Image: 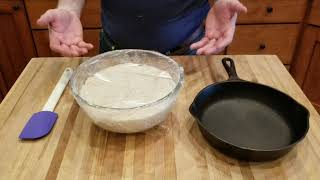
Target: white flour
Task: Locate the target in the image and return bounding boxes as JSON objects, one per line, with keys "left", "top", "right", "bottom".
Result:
{"left": 78, "top": 63, "right": 177, "bottom": 133}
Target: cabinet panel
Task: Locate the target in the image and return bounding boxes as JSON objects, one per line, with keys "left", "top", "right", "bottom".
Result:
{"left": 25, "top": 0, "right": 101, "bottom": 29}
{"left": 0, "top": 0, "right": 36, "bottom": 96}
{"left": 33, "top": 29, "right": 100, "bottom": 57}
{"left": 291, "top": 26, "right": 320, "bottom": 113}
{"left": 227, "top": 24, "right": 300, "bottom": 64}
{"left": 302, "top": 42, "right": 320, "bottom": 111}
{"left": 209, "top": 0, "right": 308, "bottom": 23}
{"left": 0, "top": 70, "right": 8, "bottom": 101}
{"left": 83, "top": 30, "right": 101, "bottom": 56}
{"left": 308, "top": 0, "right": 320, "bottom": 26}
{"left": 291, "top": 26, "right": 319, "bottom": 85}
{"left": 32, "top": 30, "right": 59, "bottom": 57}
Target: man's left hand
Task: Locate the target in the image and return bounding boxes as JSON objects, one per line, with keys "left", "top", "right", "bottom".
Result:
{"left": 190, "top": 0, "right": 247, "bottom": 55}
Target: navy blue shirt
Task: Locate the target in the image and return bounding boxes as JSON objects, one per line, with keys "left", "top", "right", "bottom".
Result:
{"left": 101, "top": 0, "right": 210, "bottom": 53}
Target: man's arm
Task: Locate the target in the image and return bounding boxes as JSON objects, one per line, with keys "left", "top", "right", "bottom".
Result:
{"left": 37, "top": 0, "right": 93, "bottom": 57}
{"left": 57, "top": 0, "right": 85, "bottom": 18}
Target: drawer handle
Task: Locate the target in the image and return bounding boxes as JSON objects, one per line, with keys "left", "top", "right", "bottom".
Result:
{"left": 259, "top": 44, "right": 266, "bottom": 50}
{"left": 12, "top": 4, "right": 20, "bottom": 11}
{"left": 266, "top": 6, "right": 273, "bottom": 13}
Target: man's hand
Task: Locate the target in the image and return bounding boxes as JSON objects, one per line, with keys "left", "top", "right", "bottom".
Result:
{"left": 37, "top": 9, "right": 93, "bottom": 57}
{"left": 190, "top": 0, "right": 247, "bottom": 55}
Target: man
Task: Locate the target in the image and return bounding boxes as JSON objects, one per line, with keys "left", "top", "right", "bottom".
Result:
{"left": 37, "top": 0, "right": 247, "bottom": 56}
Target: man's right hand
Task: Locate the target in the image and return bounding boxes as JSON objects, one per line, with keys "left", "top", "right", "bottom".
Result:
{"left": 37, "top": 9, "right": 93, "bottom": 57}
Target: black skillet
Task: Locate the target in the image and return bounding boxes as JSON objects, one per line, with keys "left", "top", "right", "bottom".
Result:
{"left": 189, "top": 57, "right": 309, "bottom": 161}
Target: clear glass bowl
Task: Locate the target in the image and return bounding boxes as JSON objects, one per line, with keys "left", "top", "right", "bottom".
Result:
{"left": 70, "top": 49, "right": 184, "bottom": 133}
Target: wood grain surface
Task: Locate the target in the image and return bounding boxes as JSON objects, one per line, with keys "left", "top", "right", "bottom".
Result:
{"left": 0, "top": 55, "right": 320, "bottom": 180}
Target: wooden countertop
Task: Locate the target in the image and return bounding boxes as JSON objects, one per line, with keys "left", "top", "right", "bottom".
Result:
{"left": 1, "top": 55, "right": 320, "bottom": 179}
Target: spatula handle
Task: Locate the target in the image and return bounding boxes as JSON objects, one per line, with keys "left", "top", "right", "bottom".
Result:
{"left": 42, "top": 68, "right": 73, "bottom": 112}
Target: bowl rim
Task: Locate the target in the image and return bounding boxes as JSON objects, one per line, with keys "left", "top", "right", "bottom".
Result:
{"left": 70, "top": 49, "right": 184, "bottom": 110}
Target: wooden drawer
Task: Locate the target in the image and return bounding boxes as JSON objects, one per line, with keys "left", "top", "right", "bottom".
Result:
{"left": 308, "top": 0, "right": 320, "bottom": 26}
{"left": 226, "top": 24, "right": 300, "bottom": 64}
{"left": 25, "top": 0, "right": 101, "bottom": 29}
{"left": 209, "top": 0, "right": 307, "bottom": 23}
{"left": 33, "top": 29, "right": 100, "bottom": 57}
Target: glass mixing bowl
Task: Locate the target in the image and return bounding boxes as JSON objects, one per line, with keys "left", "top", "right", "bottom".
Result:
{"left": 70, "top": 49, "right": 184, "bottom": 133}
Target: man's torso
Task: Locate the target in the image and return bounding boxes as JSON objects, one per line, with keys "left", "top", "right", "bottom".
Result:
{"left": 101, "top": 0, "right": 210, "bottom": 52}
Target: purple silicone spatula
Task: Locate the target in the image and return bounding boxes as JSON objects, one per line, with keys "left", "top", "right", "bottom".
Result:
{"left": 19, "top": 68, "right": 73, "bottom": 140}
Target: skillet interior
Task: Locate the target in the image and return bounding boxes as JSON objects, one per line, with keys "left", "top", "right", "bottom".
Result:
{"left": 193, "top": 81, "right": 309, "bottom": 150}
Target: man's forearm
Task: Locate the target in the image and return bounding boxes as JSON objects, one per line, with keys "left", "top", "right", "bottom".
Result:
{"left": 57, "top": 0, "right": 85, "bottom": 17}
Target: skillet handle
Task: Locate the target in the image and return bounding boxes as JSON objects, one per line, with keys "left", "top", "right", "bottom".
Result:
{"left": 222, "top": 58, "right": 240, "bottom": 80}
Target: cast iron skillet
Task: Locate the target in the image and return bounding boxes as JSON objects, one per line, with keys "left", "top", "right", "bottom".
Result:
{"left": 189, "top": 57, "right": 309, "bottom": 161}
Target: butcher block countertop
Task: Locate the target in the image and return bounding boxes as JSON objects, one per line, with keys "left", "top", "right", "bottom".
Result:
{"left": 1, "top": 55, "right": 320, "bottom": 180}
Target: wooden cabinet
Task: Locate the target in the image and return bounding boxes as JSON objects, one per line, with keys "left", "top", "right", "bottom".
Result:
{"left": 291, "top": 26, "right": 320, "bottom": 112}
{"left": 291, "top": 0, "right": 320, "bottom": 112}
{"left": 222, "top": 0, "right": 307, "bottom": 69}
{"left": 303, "top": 41, "right": 320, "bottom": 112}
{"left": 308, "top": 0, "right": 320, "bottom": 26}
{"left": 236, "top": 0, "right": 308, "bottom": 23}
{"left": 0, "top": 0, "right": 36, "bottom": 100}
{"left": 227, "top": 24, "right": 300, "bottom": 64}
{"left": 82, "top": 30, "right": 101, "bottom": 56}
{"left": 32, "top": 31, "right": 59, "bottom": 57}
{"left": 33, "top": 29, "right": 100, "bottom": 57}
{"left": 0, "top": 71, "right": 7, "bottom": 101}
{"left": 208, "top": 0, "right": 308, "bottom": 23}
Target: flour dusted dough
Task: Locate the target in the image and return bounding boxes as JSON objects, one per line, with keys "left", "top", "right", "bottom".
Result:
{"left": 80, "top": 63, "right": 176, "bottom": 108}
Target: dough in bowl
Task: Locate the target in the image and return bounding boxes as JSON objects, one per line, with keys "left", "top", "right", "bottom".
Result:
{"left": 78, "top": 62, "right": 177, "bottom": 133}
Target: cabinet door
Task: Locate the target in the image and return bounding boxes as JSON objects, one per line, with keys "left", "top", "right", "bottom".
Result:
{"left": 209, "top": 0, "right": 308, "bottom": 23}
{"left": 0, "top": 0, "right": 36, "bottom": 93}
{"left": 0, "top": 71, "right": 7, "bottom": 101}
{"left": 226, "top": 24, "right": 300, "bottom": 65}
{"left": 309, "top": 0, "right": 320, "bottom": 26}
{"left": 291, "top": 26, "right": 320, "bottom": 112}
{"left": 33, "top": 29, "right": 100, "bottom": 57}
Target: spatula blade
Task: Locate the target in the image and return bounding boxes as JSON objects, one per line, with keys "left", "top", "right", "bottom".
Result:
{"left": 19, "top": 111, "right": 58, "bottom": 140}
